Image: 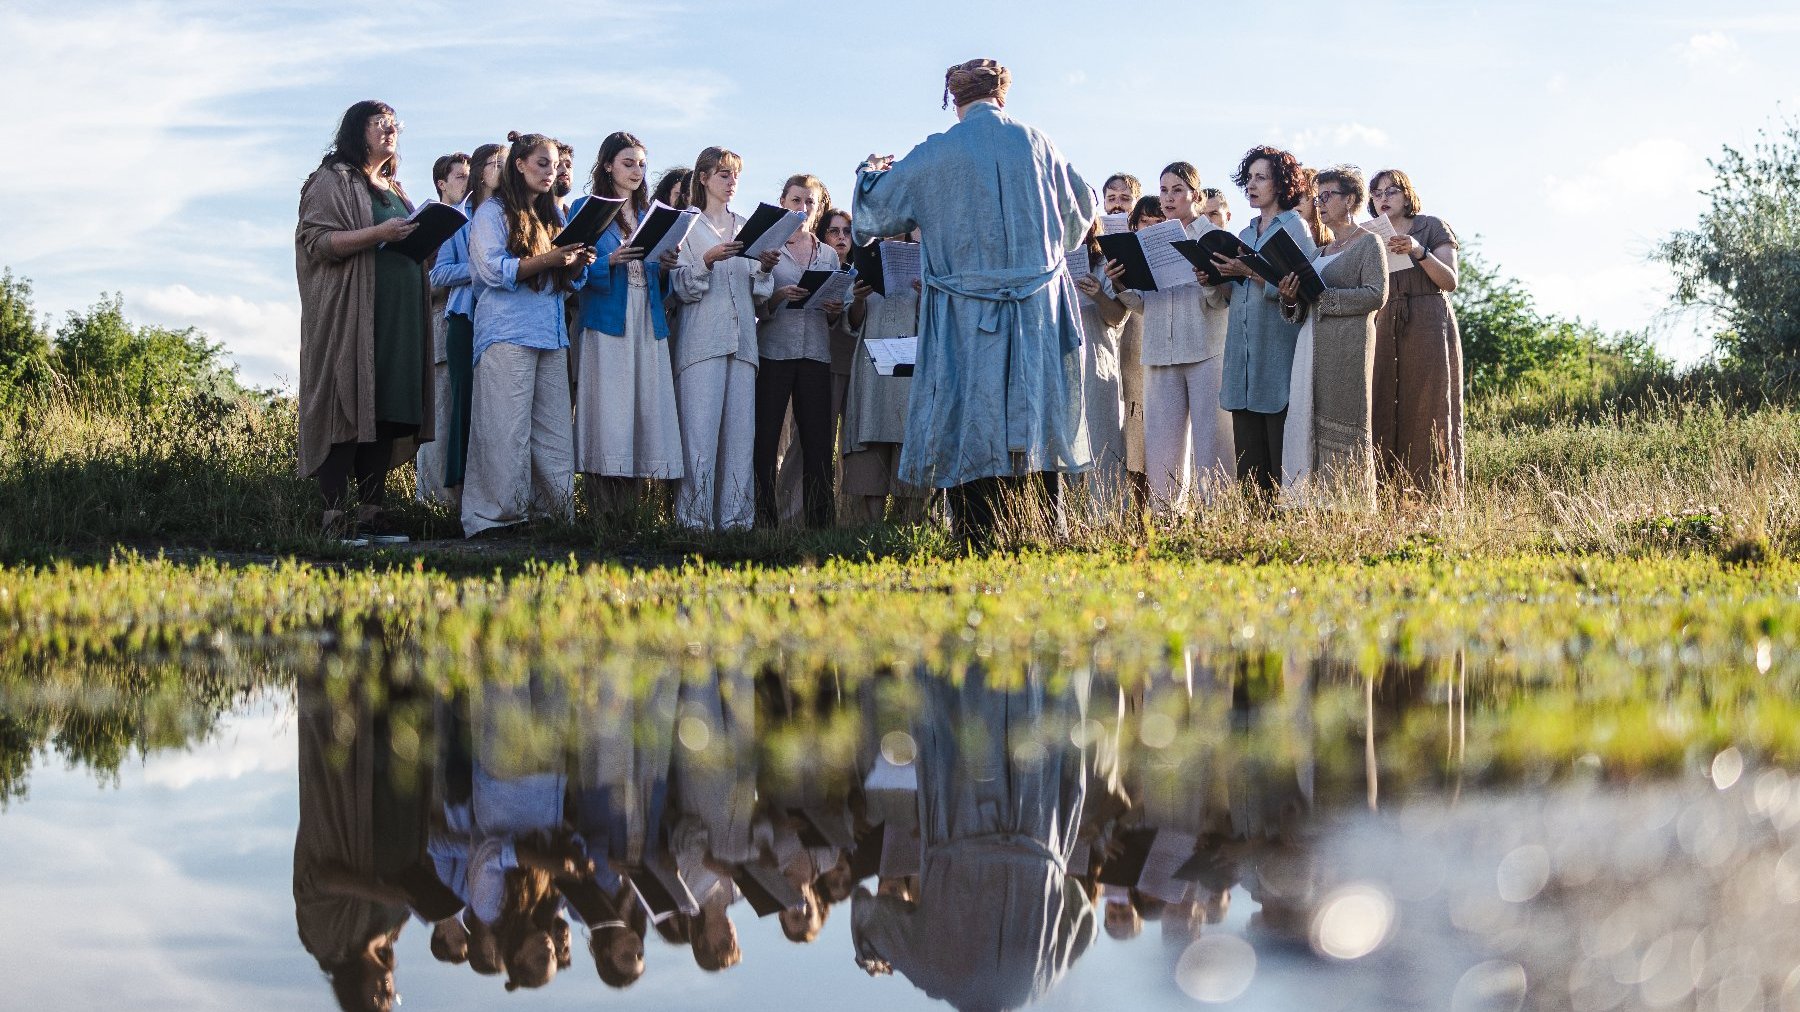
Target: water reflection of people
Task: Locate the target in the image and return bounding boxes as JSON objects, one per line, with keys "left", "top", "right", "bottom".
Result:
{"left": 851, "top": 668, "right": 1096, "bottom": 1011}
{"left": 294, "top": 675, "right": 462, "bottom": 1011}
{"left": 670, "top": 668, "right": 759, "bottom": 972}
{"left": 566, "top": 666, "right": 679, "bottom": 988}
{"left": 469, "top": 677, "right": 583, "bottom": 992}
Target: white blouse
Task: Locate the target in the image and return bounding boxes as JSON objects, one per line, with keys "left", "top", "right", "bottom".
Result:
{"left": 669, "top": 211, "right": 775, "bottom": 373}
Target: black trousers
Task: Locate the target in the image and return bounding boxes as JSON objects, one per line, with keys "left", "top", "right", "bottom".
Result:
{"left": 946, "top": 472, "right": 1062, "bottom": 550}
{"left": 754, "top": 357, "right": 836, "bottom": 528}
{"left": 1231, "top": 409, "right": 1287, "bottom": 494}
{"left": 316, "top": 421, "right": 416, "bottom": 510}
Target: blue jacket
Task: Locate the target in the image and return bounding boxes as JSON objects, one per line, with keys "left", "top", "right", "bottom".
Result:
{"left": 574, "top": 197, "right": 671, "bottom": 340}
{"left": 427, "top": 197, "right": 475, "bottom": 318}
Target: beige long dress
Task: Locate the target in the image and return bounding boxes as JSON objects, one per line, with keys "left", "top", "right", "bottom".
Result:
{"left": 1280, "top": 231, "right": 1387, "bottom": 509}
{"left": 574, "top": 259, "right": 684, "bottom": 479}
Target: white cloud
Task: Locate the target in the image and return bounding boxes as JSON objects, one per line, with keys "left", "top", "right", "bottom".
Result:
{"left": 130, "top": 285, "right": 301, "bottom": 390}
{"left": 1283, "top": 123, "right": 1391, "bottom": 156}
{"left": 1541, "top": 136, "right": 1711, "bottom": 216}
{"left": 1678, "top": 31, "right": 1740, "bottom": 68}
{"left": 140, "top": 702, "right": 296, "bottom": 790}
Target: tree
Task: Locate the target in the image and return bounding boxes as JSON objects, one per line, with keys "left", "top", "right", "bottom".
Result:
{"left": 1453, "top": 244, "right": 1611, "bottom": 396}
{"left": 1655, "top": 119, "right": 1800, "bottom": 387}
{"left": 0, "top": 268, "right": 54, "bottom": 400}
{"left": 53, "top": 293, "right": 237, "bottom": 403}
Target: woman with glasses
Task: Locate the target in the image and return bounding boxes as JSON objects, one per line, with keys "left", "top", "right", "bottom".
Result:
{"left": 296, "top": 101, "right": 436, "bottom": 545}
{"left": 1367, "top": 169, "right": 1463, "bottom": 499}
{"left": 1274, "top": 165, "right": 1388, "bottom": 509}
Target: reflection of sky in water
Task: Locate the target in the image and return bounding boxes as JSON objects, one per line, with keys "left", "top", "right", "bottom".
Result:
{"left": 0, "top": 696, "right": 1235, "bottom": 1010}
{"left": 6, "top": 689, "right": 1782, "bottom": 1010}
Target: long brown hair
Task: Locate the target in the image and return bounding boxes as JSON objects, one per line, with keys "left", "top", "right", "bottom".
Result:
{"left": 467, "top": 142, "right": 504, "bottom": 212}
{"left": 689, "top": 147, "right": 742, "bottom": 214}
{"left": 499, "top": 131, "right": 578, "bottom": 293}
{"left": 321, "top": 100, "right": 401, "bottom": 198}
{"left": 588, "top": 131, "right": 651, "bottom": 228}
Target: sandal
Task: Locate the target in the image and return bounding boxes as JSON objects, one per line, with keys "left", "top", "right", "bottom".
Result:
{"left": 356, "top": 505, "right": 411, "bottom": 545}
{"left": 321, "top": 509, "right": 369, "bottom": 548}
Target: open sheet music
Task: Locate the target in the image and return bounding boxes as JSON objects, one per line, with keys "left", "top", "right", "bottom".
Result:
{"left": 1099, "top": 212, "right": 1131, "bottom": 235}
{"left": 627, "top": 200, "right": 699, "bottom": 262}
{"left": 552, "top": 194, "right": 626, "bottom": 248}
{"left": 1066, "top": 247, "right": 1092, "bottom": 284}
{"left": 1357, "top": 215, "right": 1413, "bottom": 272}
{"left": 786, "top": 269, "right": 853, "bottom": 311}
{"left": 381, "top": 200, "right": 469, "bottom": 262}
{"left": 866, "top": 336, "right": 917, "bottom": 377}
{"left": 878, "top": 240, "right": 922, "bottom": 298}
{"left": 734, "top": 202, "right": 805, "bottom": 259}
{"left": 1258, "top": 228, "right": 1326, "bottom": 302}
{"left": 1096, "top": 217, "right": 1199, "bottom": 292}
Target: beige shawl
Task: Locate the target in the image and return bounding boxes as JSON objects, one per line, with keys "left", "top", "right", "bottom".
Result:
{"left": 294, "top": 163, "right": 435, "bottom": 478}
{"left": 1283, "top": 231, "right": 1387, "bottom": 507}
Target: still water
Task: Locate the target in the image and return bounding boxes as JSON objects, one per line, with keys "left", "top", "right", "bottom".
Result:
{"left": 3, "top": 658, "right": 1795, "bottom": 1010}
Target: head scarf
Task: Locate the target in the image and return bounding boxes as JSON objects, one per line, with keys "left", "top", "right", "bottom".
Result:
{"left": 942, "top": 59, "right": 1011, "bottom": 110}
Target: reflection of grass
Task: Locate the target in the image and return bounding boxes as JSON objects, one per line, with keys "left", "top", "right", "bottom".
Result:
{"left": 3, "top": 551, "right": 1799, "bottom": 792}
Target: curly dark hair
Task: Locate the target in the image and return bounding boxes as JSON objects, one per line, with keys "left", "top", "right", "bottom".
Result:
{"left": 1231, "top": 145, "right": 1306, "bottom": 212}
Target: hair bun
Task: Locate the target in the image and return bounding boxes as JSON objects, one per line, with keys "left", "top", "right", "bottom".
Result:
{"left": 506, "top": 130, "right": 521, "bottom": 143}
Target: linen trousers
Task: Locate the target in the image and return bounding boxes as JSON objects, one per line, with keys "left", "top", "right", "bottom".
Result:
{"left": 1143, "top": 358, "right": 1235, "bottom": 510}
{"left": 675, "top": 354, "right": 757, "bottom": 531}
{"left": 460, "top": 343, "right": 575, "bottom": 537}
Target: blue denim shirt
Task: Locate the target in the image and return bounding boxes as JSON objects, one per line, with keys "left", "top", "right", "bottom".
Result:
{"left": 573, "top": 197, "right": 670, "bottom": 340}
{"left": 1219, "top": 209, "right": 1317, "bottom": 414}
{"left": 468, "top": 199, "right": 583, "bottom": 365}
{"left": 427, "top": 197, "right": 474, "bottom": 319}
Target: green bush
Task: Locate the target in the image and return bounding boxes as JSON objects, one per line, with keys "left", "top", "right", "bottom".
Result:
{"left": 53, "top": 293, "right": 240, "bottom": 404}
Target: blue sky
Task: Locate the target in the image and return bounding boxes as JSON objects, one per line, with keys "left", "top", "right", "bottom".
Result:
{"left": 4, "top": 0, "right": 1798, "bottom": 386}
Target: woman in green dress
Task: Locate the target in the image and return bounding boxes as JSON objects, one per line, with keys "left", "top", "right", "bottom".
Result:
{"left": 296, "top": 100, "right": 436, "bottom": 544}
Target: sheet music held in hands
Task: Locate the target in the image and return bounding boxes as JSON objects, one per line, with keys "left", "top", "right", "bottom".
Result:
{"left": 380, "top": 200, "right": 469, "bottom": 262}
{"left": 866, "top": 336, "right": 917, "bottom": 377}
{"left": 1066, "top": 249, "right": 1092, "bottom": 284}
{"left": 1357, "top": 214, "right": 1413, "bottom": 273}
{"left": 627, "top": 200, "right": 700, "bottom": 262}
{"left": 1099, "top": 212, "right": 1131, "bottom": 235}
{"left": 733, "top": 202, "right": 805, "bottom": 259}
{"left": 786, "top": 269, "right": 854, "bottom": 311}
{"left": 878, "top": 240, "right": 922, "bottom": 298}
{"left": 552, "top": 194, "right": 627, "bottom": 248}
{"left": 1097, "top": 218, "right": 1201, "bottom": 292}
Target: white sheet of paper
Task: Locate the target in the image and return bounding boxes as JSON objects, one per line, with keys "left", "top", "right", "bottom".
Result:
{"left": 866, "top": 336, "right": 918, "bottom": 377}
{"left": 1137, "top": 830, "right": 1201, "bottom": 904}
{"left": 628, "top": 201, "right": 700, "bottom": 263}
{"left": 879, "top": 240, "right": 923, "bottom": 297}
{"left": 801, "top": 270, "right": 853, "bottom": 310}
{"left": 1138, "top": 217, "right": 1199, "bottom": 290}
{"left": 741, "top": 208, "right": 805, "bottom": 258}
{"left": 1100, "top": 213, "right": 1132, "bottom": 235}
{"left": 1067, "top": 249, "right": 1092, "bottom": 284}
{"left": 1358, "top": 215, "right": 1412, "bottom": 273}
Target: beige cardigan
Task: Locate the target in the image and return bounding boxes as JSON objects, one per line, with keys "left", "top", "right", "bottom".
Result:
{"left": 1282, "top": 230, "right": 1388, "bottom": 507}
{"left": 294, "top": 163, "right": 436, "bottom": 478}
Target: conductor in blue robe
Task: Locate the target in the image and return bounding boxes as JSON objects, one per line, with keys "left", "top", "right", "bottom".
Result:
{"left": 852, "top": 59, "right": 1098, "bottom": 546}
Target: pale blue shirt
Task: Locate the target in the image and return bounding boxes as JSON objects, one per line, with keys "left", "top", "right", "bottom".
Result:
{"left": 468, "top": 198, "right": 583, "bottom": 365}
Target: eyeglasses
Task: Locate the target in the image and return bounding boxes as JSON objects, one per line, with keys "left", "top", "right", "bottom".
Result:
{"left": 1313, "top": 190, "right": 1347, "bottom": 203}
{"left": 371, "top": 119, "right": 403, "bottom": 135}
{"left": 1371, "top": 187, "right": 1405, "bottom": 200}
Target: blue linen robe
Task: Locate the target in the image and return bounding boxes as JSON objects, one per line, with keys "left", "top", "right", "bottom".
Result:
{"left": 850, "top": 667, "right": 1096, "bottom": 1011}
{"left": 852, "top": 101, "right": 1099, "bottom": 488}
